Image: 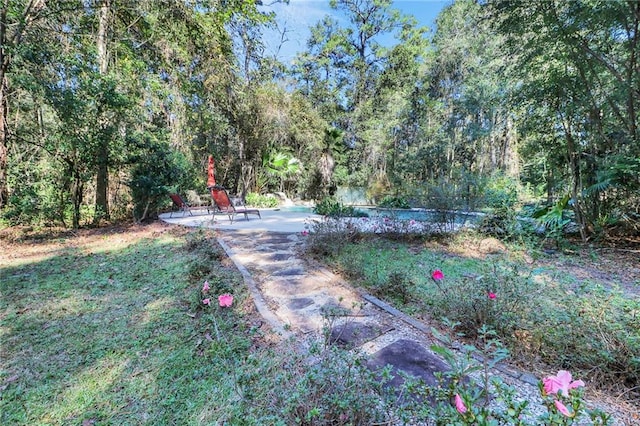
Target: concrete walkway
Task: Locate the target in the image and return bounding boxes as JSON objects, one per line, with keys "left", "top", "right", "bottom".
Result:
{"left": 158, "top": 209, "right": 560, "bottom": 416}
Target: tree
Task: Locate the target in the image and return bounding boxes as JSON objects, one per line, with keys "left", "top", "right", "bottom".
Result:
{"left": 0, "top": 0, "right": 48, "bottom": 208}
{"left": 488, "top": 0, "right": 640, "bottom": 238}
{"left": 294, "top": 0, "right": 427, "bottom": 191}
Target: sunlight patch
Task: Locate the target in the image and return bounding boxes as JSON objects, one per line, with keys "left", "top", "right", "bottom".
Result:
{"left": 42, "top": 355, "right": 129, "bottom": 423}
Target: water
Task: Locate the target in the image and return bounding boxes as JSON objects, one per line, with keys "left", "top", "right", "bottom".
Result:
{"left": 277, "top": 205, "right": 483, "bottom": 226}
{"left": 276, "top": 205, "right": 315, "bottom": 213}
{"left": 355, "top": 207, "right": 483, "bottom": 226}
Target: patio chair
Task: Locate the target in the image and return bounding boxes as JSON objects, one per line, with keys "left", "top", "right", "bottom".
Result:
{"left": 169, "top": 194, "right": 211, "bottom": 217}
{"left": 209, "top": 186, "right": 261, "bottom": 224}
{"left": 169, "top": 193, "right": 193, "bottom": 217}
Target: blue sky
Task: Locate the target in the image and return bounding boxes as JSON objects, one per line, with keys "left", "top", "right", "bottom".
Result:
{"left": 259, "top": 0, "right": 452, "bottom": 63}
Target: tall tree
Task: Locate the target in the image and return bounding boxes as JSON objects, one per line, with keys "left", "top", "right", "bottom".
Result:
{"left": 429, "top": 0, "right": 517, "bottom": 179}
{"left": 295, "top": 0, "right": 426, "bottom": 190}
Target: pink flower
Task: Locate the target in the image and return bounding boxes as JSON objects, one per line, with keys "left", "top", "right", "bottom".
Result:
{"left": 202, "top": 280, "right": 210, "bottom": 293}
{"left": 554, "top": 399, "right": 573, "bottom": 417}
{"left": 218, "top": 293, "right": 234, "bottom": 308}
{"left": 202, "top": 298, "right": 210, "bottom": 305}
{"left": 454, "top": 394, "right": 467, "bottom": 414}
{"left": 543, "top": 370, "right": 585, "bottom": 397}
{"left": 488, "top": 292, "right": 497, "bottom": 300}
{"left": 301, "top": 230, "right": 309, "bottom": 236}
{"left": 409, "top": 219, "right": 416, "bottom": 225}
{"left": 431, "top": 269, "right": 444, "bottom": 281}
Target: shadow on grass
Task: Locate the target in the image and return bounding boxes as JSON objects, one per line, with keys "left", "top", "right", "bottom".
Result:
{"left": 0, "top": 228, "right": 251, "bottom": 425}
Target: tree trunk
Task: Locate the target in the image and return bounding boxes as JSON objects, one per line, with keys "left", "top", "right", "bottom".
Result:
{"left": 562, "top": 118, "right": 588, "bottom": 242}
{"left": 0, "top": 73, "right": 8, "bottom": 208}
{"left": 93, "top": 0, "right": 110, "bottom": 224}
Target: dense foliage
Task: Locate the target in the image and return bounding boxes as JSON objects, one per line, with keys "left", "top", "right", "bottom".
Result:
{"left": 1, "top": 0, "right": 638, "bottom": 236}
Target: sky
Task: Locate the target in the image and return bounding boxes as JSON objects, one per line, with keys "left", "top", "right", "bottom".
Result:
{"left": 258, "top": 0, "right": 452, "bottom": 64}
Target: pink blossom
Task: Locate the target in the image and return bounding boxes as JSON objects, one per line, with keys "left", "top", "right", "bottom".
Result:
{"left": 431, "top": 269, "right": 444, "bottom": 281}
{"left": 409, "top": 219, "right": 416, "bottom": 225}
{"left": 301, "top": 230, "right": 309, "bottom": 236}
{"left": 218, "top": 293, "right": 234, "bottom": 308}
{"left": 488, "top": 292, "right": 497, "bottom": 300}
{"left": 554, "top": 399, "right": 573, "bottom": 417}
{"left": 202, "top": 280, "right": 210, "bottom": 292}
{"left": 454, "top": 394, "right": 467, "bottom": 414}
{"left": 543, "top": 370, "right": 585, "bottom": 397}
{"left": 202, "top": 298, "right": 210, "bottom": 305}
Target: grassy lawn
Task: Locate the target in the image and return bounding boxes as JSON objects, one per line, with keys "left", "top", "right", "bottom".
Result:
{"left": 0, "top": 224, "right": 263, "bottom": 425}
{"left": 1, "top": 223, "right": 392, "bottom": 425}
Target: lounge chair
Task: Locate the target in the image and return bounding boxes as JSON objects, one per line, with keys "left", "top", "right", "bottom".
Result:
{"left": 209, "top": 186, "right": 261, "bottom": 223}
{"left": 169, "top": 193, "right": 193, "bottom": 217}
{"left": 169, "top": 194, "right": 211, "bottom": 217}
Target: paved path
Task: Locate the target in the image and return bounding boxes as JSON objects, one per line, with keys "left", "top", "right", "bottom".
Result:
{"left": 160, "top": 211, "right": 623, "bottom": 424}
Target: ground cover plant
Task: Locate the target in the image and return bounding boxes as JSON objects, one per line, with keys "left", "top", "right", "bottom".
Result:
{"left": 305, "top": 221, "right": 640, "bottom": 419}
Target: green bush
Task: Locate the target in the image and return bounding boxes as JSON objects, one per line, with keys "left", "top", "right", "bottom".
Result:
{"left": 305, "top": 217, "right": 364, "bottom": 258}
{"left": 245, "top": 192, "right": 279, "bottom": 208}
{"left": 243, "top": 341, "right": 391, "bottom": 425}
{"left": 378, "top": 195, "right": 411, "bottom": 209}
{"left": 479, "top": 174, "right": 521, "bottom": 237}
{"left": 313, "top": 197, "right": 367, "bottom": 217}
{"left": 531, "top": 284, "right": 640, "bottom": 387}
{"left": 128, "top": 137, "right": 192, "bottom": 222}
{"left": 426, "top": 261, "right": 540, "bottom": 338}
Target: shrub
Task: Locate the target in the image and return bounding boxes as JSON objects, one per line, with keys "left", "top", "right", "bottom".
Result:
{"left": 227, "top": 338, "right": 392, "bottom": 425}
{"left": 314, "top": 197, "right": 367, "bottom": 217}
{"left": 396, "top": 327, "right": 611, "bottom": 425}
{"left": 128, "top": 138, "right": 192, "bottom": 222}
{"left": 479, "top": 174, "right": 522, "bottom": 238}
{"left": 378, "top": 195, "right": 411, "bottom": 209}
{"left": 426, "top": 261, "right": 540, "bottom": 339}
{"left": 530, "top": 284, "right": 640, "bottom": 388}
{"left": 305, "top": 217, "right": 364, "bottom": 258}
{"left": 245, "top": 192, "right": 279, "bottom": 208}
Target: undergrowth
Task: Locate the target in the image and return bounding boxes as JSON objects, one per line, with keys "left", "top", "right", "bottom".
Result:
{"left": 304, "top": 225, "right": 640, "bottom": 401}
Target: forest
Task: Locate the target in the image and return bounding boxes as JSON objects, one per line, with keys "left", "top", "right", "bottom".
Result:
{"left": 1, "top": 0, "right": 639, "bottom": 239}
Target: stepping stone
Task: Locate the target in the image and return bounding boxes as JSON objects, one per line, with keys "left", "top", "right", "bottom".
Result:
{"left": 288, "top": 297, "right": 314, "bottom": 310}
{"left": 270, "top": 253, "right": 292, "bottom": 261}
{"left": 367, "top": 339, "right": 481, "bottom": 406}
{"left": 262, "top": 235, "right": 294, "bottom": 245}
{"left": 367, "top": 339, "right": 449, "bottom": 402}
{"left": 329, "top": 321, "right": 394, "bottom": 349}
{"left": 272, "top": 266, "right": 306, "bottom": 276}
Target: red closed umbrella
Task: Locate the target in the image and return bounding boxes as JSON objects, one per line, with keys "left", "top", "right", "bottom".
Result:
{"left": 207, "top": 155, "right": 216, "bottom": 187}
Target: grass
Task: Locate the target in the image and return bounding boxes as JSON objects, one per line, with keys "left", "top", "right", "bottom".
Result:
{"left": 0, "top": 223, "right": 391, "bottom": 425}
{"left": 2, "top": 221, "right": 638, "bottom": 424}
{"left": 307, "top": 228, "right": 640, "bottom": 401}
{"left": 0, "top": 225, "right": 255, "bottom": 425}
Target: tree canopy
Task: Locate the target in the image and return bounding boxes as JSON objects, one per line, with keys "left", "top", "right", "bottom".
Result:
{"left": 1, "top": 0, "right": 638, "bottom": 239}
